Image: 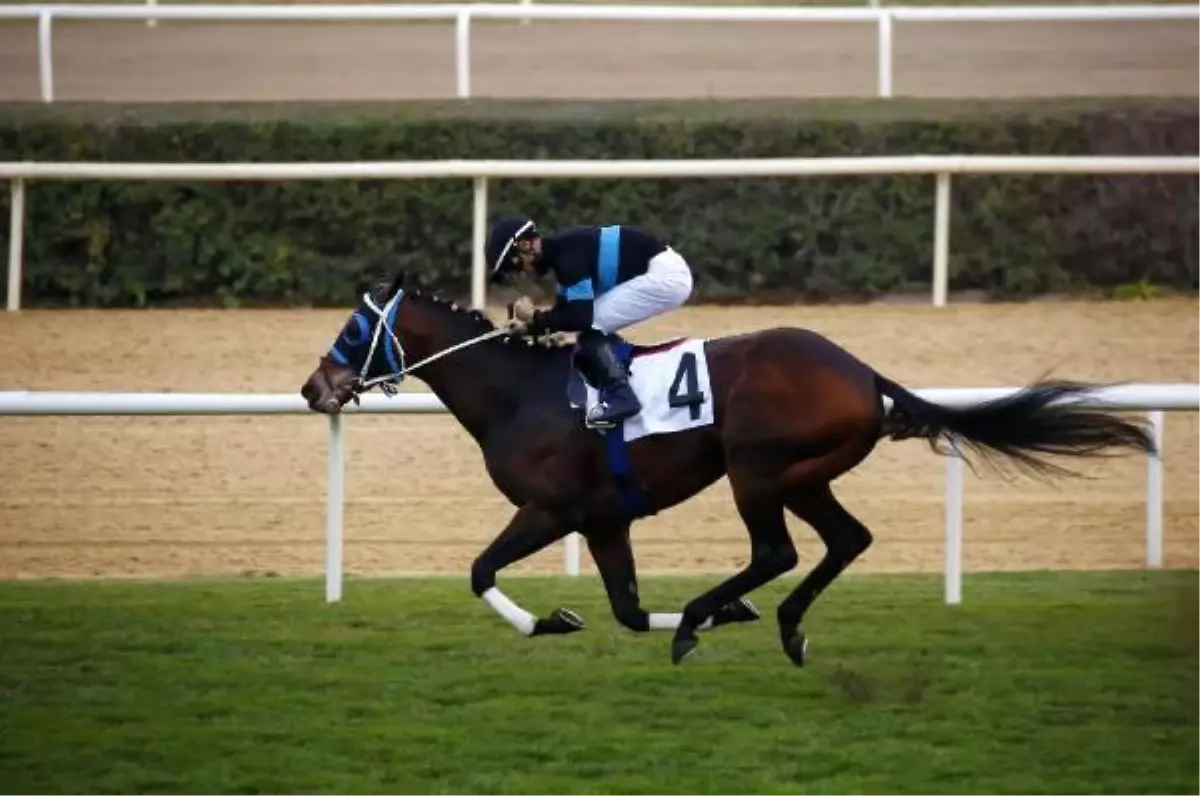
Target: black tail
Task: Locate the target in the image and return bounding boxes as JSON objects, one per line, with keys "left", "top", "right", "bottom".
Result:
{"left": 875, "top": 375, "right": 1156, "bottom": 478}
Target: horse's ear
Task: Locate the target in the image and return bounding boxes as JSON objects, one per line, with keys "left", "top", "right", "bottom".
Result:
{"left": 387, "top": 270, "right": 407, "bottom": 299}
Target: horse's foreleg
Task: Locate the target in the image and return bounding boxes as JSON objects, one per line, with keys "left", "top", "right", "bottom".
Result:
{"left": 471, "top": 503, "right": 585, "bottom": 638}
{"left": 587, "top": 525, "right": 761, "bottom": 633}
{"left": 776, "top": 485, "right": 874, "bottom": 667}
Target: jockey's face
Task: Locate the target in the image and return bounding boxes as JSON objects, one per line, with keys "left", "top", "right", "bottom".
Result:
{"left": 513, "top": 236, "right": 541, "bottom": 273}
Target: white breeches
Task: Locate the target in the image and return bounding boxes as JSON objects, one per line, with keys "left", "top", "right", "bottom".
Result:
{"left": 590, "top": 247, "right": 694, "bottom": 334}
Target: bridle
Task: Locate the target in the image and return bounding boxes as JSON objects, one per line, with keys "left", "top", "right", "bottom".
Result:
{"left": 333, "top": 288, "right": 506, "bottom": 399}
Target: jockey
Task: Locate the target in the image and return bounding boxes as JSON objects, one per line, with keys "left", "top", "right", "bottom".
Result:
{"left": 486, "top": 213, "right": 695, "bottom": 428}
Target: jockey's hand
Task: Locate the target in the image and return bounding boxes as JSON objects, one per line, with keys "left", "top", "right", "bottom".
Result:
{"left": 511, "top": 296, "right": 537, "bottom": 323}
{"left": 503, "top": 317, "right": 530, "bottom": 336}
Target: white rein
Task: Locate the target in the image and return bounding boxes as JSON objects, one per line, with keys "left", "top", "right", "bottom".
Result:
{"left": 353, "top": 289, "right": 509, "bottom": 395}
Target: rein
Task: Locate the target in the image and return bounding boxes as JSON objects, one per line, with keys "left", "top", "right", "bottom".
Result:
{"left": 350, "top": 289, "right": 509, "bottom": 397}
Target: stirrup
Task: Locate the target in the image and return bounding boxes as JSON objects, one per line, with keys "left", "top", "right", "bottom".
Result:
{"left": 586, "top": 393, "right": 640, "bottom": 429}
{"left": 583, "top": 400, "right": 613, "bottom": 426}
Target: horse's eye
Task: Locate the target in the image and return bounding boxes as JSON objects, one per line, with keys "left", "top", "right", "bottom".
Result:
{"left": 341, "top": 312, "right": 370, "bottom": 347}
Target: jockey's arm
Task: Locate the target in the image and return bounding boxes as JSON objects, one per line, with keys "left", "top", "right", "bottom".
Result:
{"left": 528, "top": 258, "right": 595, "bottom": 335}
{"left": 528, "top": 288, "right": 593, "bottom": 335}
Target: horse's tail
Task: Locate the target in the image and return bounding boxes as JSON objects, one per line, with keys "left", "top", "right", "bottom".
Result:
{"left": 874, "top": 374, "right": 1155, "bottom": 478}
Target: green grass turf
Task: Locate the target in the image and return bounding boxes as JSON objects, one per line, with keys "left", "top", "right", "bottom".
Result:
{"left": 0, "top": 570, "right": 1195, "bottom": 794}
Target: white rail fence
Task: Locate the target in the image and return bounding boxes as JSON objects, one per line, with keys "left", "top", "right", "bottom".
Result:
{"left": 0, "top": 383, "right": 1195, "bottom": 604}
{"left": 4, "top": 155, "right": 1199, "bottom": 314}
{"left": 0, "top": 3, "right": 1196, "bottom": 103}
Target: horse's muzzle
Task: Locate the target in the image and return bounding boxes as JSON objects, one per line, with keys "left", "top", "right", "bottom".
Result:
{"left": 301, "top": 371, "right": 345, "bottom": 415}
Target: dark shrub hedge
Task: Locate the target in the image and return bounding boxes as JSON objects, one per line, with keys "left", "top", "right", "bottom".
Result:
{"left": 0, "top": 98, "right": 1195, "bottom": 307}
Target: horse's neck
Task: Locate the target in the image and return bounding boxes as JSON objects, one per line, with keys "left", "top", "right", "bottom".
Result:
{"left": 412, "top": 335, "right": 550, "bottom": 443}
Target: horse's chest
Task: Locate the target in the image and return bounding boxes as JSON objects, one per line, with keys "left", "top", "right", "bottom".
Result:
{"left": 481, "top": 410, "right": 586, "bottom": 500}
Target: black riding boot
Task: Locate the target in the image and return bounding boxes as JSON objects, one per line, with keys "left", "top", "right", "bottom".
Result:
{"left": 577, "top": 329, "right": 641, "bottom": 428}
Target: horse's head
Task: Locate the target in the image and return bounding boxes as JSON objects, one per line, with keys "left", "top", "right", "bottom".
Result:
{"left": 300, "top": 271, "right": 414, "bottom": 415}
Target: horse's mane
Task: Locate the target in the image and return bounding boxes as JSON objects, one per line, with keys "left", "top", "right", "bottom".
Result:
{"left": 397, "top": 283, "right": 573, "bottom": 355}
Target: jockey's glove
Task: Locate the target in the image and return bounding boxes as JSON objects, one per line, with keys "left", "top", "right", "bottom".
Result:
{"left": 503, "top": 317, "right": 530, "bottom": 335}
{"left": 511, "top": 296, "right": 537, "bottom": 323}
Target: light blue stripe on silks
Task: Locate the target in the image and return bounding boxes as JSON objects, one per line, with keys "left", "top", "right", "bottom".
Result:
{"left": 596, "top": 225, "right": 621, "bottom": 295}
{"left": 564, "top": 278, "right": 595, "bottom": 302}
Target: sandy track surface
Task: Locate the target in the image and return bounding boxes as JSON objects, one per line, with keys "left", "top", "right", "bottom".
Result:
{"left": 0, "top": 298, "right": 1195, "bottom": 580}
{"left": 0, "top": 18, "right": 1195, "bottom": 101}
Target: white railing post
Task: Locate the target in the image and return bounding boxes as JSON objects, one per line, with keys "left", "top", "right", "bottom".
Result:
{"left": 455, "top": 10, "right": 471, "bottom": 99}
{"left": 471, "top": 176, "right": 488, "bottom": 309}
{"left": 564, "top": 533, "right": 580, "bottom": 576}
{"left": 326, "top": 413, "right": 344, "bottom": 603}
{"left": 1146, "top": 410, "right": 1164, "bottom": 568}
{"left": 944, "top": 449, "right": 964, "bottom": 605}
{"left": 932, "top": 171, "right": 951, "bottom": 307}
{"left": 876, "top": 11, "right": 893, "bottom": 98}
{"left": 37, "top": 10, "right": 53, "bottom": 103}
{"left": 520, "top": 0, "right": 533, "bottom": 25}
{"left": 146, "top": 0, "right": 157, "bottom": 28}
{"left": 6, "top": 178, "right": 25, "bottom": 313}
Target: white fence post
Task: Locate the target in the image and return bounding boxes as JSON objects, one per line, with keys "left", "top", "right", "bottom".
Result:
{"left": 455, "top": 10, "right": 471, "bottom": 99}
{"left": 37, "top": 10, "right": 53, "bottom": 103}
{"left": 1146, "top": 410, "right": 1165, "bottom": 568}
{"left": 6, "top": 178, "right": 24, "bottom": 313}
{"left": 471, "top": 176, "right": 488, "bottom": 309}
{"left": 944, "top": 449, "right": 964, "bottom": 605}
{"left": 877, "top": 10, "right": 893, "bottom": 98}
{"left": 146, "top": 0, "right": 157, "bottom": 28}
{"left": 932, "top": 171, "right": 951, "bottom": 307}
{"left": 326, "top": 413, "right": 345, "bottom": 603}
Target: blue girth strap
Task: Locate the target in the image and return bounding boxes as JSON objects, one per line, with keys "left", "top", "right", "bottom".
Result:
{"left": 604, "top": 426, "right": 651, "bottom": 519}
{"left": 600, "top": 338, "right": 652, "bottom": 520}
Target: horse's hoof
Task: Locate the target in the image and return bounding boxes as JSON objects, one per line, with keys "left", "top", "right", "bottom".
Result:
{"left": 783, "top": 630, "right": 809, "bottom": 668}
{"left": 671, "top": 637, "right": 699, "bottom": 665}
{"left": 531, "top": 608, "right": 586, "bottom": 636}
{"left": 714, "top": 596, "right": 761, "bottom": 627}
{"left": 552, "top": 607, "right": 586, "bottom": 631}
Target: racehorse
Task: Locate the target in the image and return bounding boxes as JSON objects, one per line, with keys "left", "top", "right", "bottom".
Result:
{"left": 299, "top": 271, "right": 1155, "bottom": 667}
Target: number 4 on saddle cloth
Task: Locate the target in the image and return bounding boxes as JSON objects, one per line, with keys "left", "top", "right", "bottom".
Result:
{"left": 566, "top": 335, "right": 716, "bottom": 519}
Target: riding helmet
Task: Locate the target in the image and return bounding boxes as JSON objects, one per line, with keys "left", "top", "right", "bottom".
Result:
{"left": 487, "top": 213, "right": 538, "bottom": 283}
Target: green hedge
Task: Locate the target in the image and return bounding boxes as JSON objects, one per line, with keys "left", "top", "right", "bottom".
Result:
{"left": 0, "top": 98, "right": 1196, "bottom": 308}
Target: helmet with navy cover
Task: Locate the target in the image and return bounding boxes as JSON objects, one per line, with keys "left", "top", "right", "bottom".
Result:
{"left": 486, "top": 213, "right": 539, "bottom": 284}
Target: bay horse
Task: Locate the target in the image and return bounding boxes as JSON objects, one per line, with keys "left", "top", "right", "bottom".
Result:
{"left": 299, "top": 272, "right": 1154, "bottom": 667}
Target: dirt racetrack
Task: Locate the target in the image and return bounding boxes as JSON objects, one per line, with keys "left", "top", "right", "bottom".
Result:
{"left": 0, "top": 17, "right": 1196, "bottom": 101}
{"left": 0, "top": 298, "right": 1195, "bottom": 580}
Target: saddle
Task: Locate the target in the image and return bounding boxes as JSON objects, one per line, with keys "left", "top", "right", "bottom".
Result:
{"left": 566, "top": 334, "right": 687, "bottom": 414}
{"left": 564, "top": 333, "right": 691, "bottom": 521}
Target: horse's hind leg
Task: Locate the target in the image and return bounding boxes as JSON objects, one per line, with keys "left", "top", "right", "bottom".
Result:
{"left": 669, "top": 463, "right": 799, "bottom": 664}
{"left": 776, "top": 485, "right": 874, "bottom": 667}
{"left": 587, "top": 524, "right": 760, "bottom": 634}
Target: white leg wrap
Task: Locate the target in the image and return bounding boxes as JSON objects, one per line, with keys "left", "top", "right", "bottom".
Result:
{"left": 482, "top": 587, "right": 537, "bottom": 636}
{"left": 648, "top": 613, "right": 714, "bottom": 631}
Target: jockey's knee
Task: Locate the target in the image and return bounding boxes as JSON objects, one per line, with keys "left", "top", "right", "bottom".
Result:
{"left": 674, "top": 263, "right": 693, "bottom": 303}
{"left": 611, "top": 601, "right": 650, "bottom": 632}
{"left": 658, "top": 248, "right": 694, "bottom": 306}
